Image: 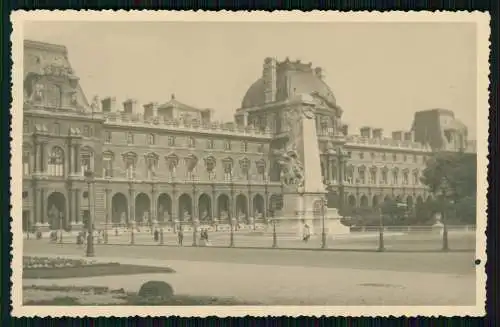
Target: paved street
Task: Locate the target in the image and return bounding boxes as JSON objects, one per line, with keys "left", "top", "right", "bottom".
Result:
{"left": 23, "top": 241, "right": 477, "bottom": 305}
{"left": 40, "top": 228, "right": 476, "bottom": 252}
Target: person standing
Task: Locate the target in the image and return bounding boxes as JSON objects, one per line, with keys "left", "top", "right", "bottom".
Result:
{"left": 177, "top": 227, "right": 184, "bottom": 246}
{"left": 303, "top": 223, "right": 311, "bottom": 243}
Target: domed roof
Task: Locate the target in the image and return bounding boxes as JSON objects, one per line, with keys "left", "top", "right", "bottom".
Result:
{"left": 241, "top": 68, "right": 337, "bottom": 109}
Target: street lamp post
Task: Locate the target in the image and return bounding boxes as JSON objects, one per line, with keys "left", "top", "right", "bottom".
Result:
{"left": 58, "top": 214, "right": 63, "bottom": 244}
{"left": 270, "top": 209, "right": 277, "bottom": 248}
{"left": 377, "top": 206, "right": 385, "bottom": 252}
{"left": 84, "top": 170, "right": 95, "bottom": 257}
{"left": 440, "top": 178, "right": 450, "bottom": 252}
{"left": 229, "top": 217, "right": 235, "bottom": 248}
{"left": 321, "top": 198, "right": 327, "bottom": 249}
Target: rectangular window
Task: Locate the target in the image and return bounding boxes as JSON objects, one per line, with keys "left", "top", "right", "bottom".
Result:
{"left": 81, "top": 154, "right": 91, "bottom": 176}
{"left": 126, "top": 160, "right": 135, "bottom": 179}
{"left": 392, "top": 172, "right": 399, "bottom": 185}
{"left": 370, "top": 170, "right": 376, "bottom": 184}
{"left": 224, "top": 141, "right": 232, "bottom": 151}
{"left": 168, "top": 136, "right": 176, "bottom": 146}
{"left": 53, "top": 123, "right": 60, "bottom": 136}
{"left": 127, "top": 132, "right": 134, "bottom": 144}
{"left": 105, "top": 131, "right": 112, "bottom": 143}
{"left": 207, "top": 139, "right": 214, "bottom": 149}
{"left": 403, "top": 172, "right": 409, "bottom": 185}
{"left": 258, "top": 144, "right": 264, "bottom": 153}
{"left": 382, "top": 171, "right": 388, "bottom": 184}
{"left": 189, "top": 137, "right": 196, "bottom": 148}
{"left": 83, "top": 126, "right": 90, "bottom": 137}
{"left": 241, "top": 141, "right": 248, "bottom": 152}
{"left": 103, "top": 158, "right": 113, "bottom": 178}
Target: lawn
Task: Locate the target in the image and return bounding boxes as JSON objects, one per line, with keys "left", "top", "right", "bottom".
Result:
{"left": 23, "top": 285, "right": 260, "bottom": 305}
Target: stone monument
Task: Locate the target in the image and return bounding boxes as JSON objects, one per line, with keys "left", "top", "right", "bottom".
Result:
{"left": 278, "top": 94, "right": 326, "bottom": 234}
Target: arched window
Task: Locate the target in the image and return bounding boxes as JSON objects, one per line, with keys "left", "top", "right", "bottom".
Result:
{"left": 256, "top": 159, "right": 266, "bottom": 181}
{"left": 222, "top": 158, "right": 233, "bottom": 181}
{"left": 357, "top": 166, "right": 366, "bottom": 184}
{"left": 403, "top": 169, "right": 409, "bottom": 185}
{"left": 381, "top": 167, "right": 388, "bottom": 185}
{"left": 184, "top": 155, "right": 198, "bottom": 180}
{"left": 145, "top": 153, "right": 159, "bottom": 179}
{"left": 239, "top": 157, "right": 250, "bottom": 180}
{"left": 413, "top": 170, "right": 420, "bottom": 185}
{"left": 166, "top": 154, "right": 179, "bottom": 178}
{"left": 204, "top": 156, "right": 216, "bottom": 180}
{"left": 103, "top": 151, "right": 114, "bottom": 178}
{"left": 369, "top": 167, "right": 377, "bottom": 185}
{"left": 127, "top": 132, "right": 134, "bottom": 144}
{"left": 392, "top": 168, "right": 399, "bottom": 185}
{"left": 48, "top": 147, "right": 64, "bottom": 176}
{"left": 122, "top": 152, "right": 137, "bottom": 179}
{"left": 344, "top": 165, "right": 354, "bottom": 184}
{"left": 44, "top": 84, "right": 61, "bottom": 108}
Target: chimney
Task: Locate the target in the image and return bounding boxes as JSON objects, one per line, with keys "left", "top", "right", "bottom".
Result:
{"left": 341, "top": 124, "right": 349, "bottom": 136}
{"left": 392, "top": 131, "right": 403, "bottom": 141}
{"left": 101, "top": 97, "right": 117, "bottom": 113}
{"left": 372, "top": 128, "right": 383, "bottom": 139}
{"left": 123, "top": 99, "right": 138, "bottom": 114}
{"left": 201, "top": 109, "right": 213, "bottom": 123}
{"left": 314, "top": 67, "right": 323, "bottom": 79}
{"left": 360, "top": 126, "right": 372, "bottom": 138}
{"left": 143, "top": 102, "right": 158, "bottom": 119}
{"left": 263, "top": 57, "right": 277, "bottom": 103}
{"left": 404, "top": 131, "right": 413, "bottom": 142}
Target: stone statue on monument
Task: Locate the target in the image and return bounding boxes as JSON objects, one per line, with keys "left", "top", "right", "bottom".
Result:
{"left": 90, "top": 95, "right": 101, "bottom": 112}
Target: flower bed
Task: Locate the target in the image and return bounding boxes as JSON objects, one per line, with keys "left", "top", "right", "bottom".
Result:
{"left": 23, "top": 256, "right": 175, "bottom": 279}
{"left": 23, "top": 256, "right": 105, "bottom": 269}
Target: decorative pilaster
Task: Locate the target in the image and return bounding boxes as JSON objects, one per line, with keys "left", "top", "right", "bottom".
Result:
{"left": 192, "top": 187, "right": 198, "bottom": 220}
{"left": 172, "top": 188, "right": 178, "bottom": 221}
{"left": 105, "top": 188, "right": 112, "bottom": 226}
{"left": 75, "top": 189, "right": 81, "bottom": 223}
{"left": 34, "top": 188, "right": 42, "bottom": 225}
{"left": 68, "top": 142, "right": 74, "bottom": 174}
{"left": 74, "top": 144, "right": 81, "bottom": 174}
{"left": 129, "top": 185, "right": 136, "bottom": 223}
{"left": 41, "top": 142, "right": 48, "bottom": 173}
{"left": 151, "top": 186, "right": 157, "bottom": 222}
{"left": 34, "top": 142, "right": 41, "bottom": 173}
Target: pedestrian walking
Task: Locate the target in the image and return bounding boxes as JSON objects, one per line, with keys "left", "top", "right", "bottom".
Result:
{"left": 303, "top": 224, "right": 311, "bottom": 243}
{"left": 177, "top": 227, "right": 184, "bottom": 246}
{"left": 154, "top": 229, "right": 159, "bottom": 242}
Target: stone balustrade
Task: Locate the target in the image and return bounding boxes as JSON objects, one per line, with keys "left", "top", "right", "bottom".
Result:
{"left": 345, "top": 135, "right": 432, "bottom": 151}
{"left": 104, "top": 112, "right": 273, "bottom": 138}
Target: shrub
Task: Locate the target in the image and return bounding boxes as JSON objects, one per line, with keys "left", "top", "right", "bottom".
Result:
{"left": 138, "top": 281, "right": 174, "bottom": 301}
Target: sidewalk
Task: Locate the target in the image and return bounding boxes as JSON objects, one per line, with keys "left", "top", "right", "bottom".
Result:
{"left": 22, "top": 252, "right": 476, "bottom": 305}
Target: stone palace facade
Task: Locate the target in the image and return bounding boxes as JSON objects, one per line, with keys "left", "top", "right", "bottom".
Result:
{"left": 21, "top": 40, "right": 476, "bottom": 231}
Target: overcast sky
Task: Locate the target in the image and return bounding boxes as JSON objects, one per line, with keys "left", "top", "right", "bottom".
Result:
{"left": 24, "top": 21, "right": 477, "bottom": 136}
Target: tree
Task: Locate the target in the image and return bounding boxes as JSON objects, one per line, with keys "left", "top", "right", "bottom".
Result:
{"left": 420, "top": 151, "right": 476, "bottom": 223}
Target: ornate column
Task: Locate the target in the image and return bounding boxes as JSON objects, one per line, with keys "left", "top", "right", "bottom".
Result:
{"left": 211, "top": 187, "right": 216, "bottom": 221}
{"left": 34, "top": 141, "right": 41, "bottom": 173}
{"left": 192, "top": 186, "right": 198, "bottom": 220}
{"left": 105, "top": 188, "right": 112, "bottom": 226}
{"left": 68, "top": 141, "right": 74, "bottom": 175}
{"left": 129, "top": 185, "right": 136, "bottom": 223}
{"left": 327, "top": 158, "right": 332, "bottom": 183}
{"left": 40, "top": 188, "right": 46, "bottom": 225}
{"left": 74, "top": 144, "right": 81, "bottom": 174}
{"left": 34, "top": 187, "right": 42, "bottom": 225}
{"left": 41, "top": 142, "right": 48, "bottom": 173}
{"left": 151, "top": 185, "right": 157, "bottom": 222}
{"left": 248, "top": 186, "right": 253, "bottom": 219}
{"left": 74, "top": 189, "right": 81, "bottom": 223}
{"left": 171, "top": 188, "right": 178, "bottom": 221}
{"left": 68, "top": 186, "right": 74, "bottom": 226}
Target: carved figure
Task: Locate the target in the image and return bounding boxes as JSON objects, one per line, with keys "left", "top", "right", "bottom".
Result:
{"left": 33, "top": 83, "right": 44, "bottom": 102}
{"left": 91, "top": 95, "right": 101, "bottom": 112}
{"left": 201, "top": 210, "right": 210, "bottom": 222}
{"left": 183, "top": 210, "right": 191, "bottom": 221}
{"left": 70, "top": 92, "right": 78, "bottom": 106}
{"left": 279, "top": 150, "right": 305, "bottom": 189}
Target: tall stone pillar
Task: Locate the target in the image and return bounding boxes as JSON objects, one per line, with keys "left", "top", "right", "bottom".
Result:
{"left": 129, "top": 186, "right": 136, "bottom": 223}
{"left": 248, "top": 189, "right": 253, "bottom": 218}
{"left": 192, "top": 188, "right": 198, "bottom": 220}
{"left": 68, "top": 187, "right": 74, "bottom": 225}
{"left": 74, "top": 144, "right": 81, "bottom": 175}
{"left": 151, "top": 186, "right": 157, "bottom": 222}
{"left": 327, "top": 159, "right": 333, "bottom": 183}
{"left": 172, "top": 189, "right": 178, "bottom": 221}
{"left": 34, "top": 188, "right": 42, "bottom": 225}
{"left": 34, "top": 143, "right": 41, "bottom": 173}
{"left": 105, "top": 188, "right": 112, "bottom": 226}
{"left": 211, "top": 188, "right": 216, "bottom": 221}
{"left": 68, "top": 142, "right": 74, "bottom": 174}
{"left": 41, "top": 142, "right": 48, "bottom": 173}
{"left": 75, "top": 189, "right": 81, "bottom": 223}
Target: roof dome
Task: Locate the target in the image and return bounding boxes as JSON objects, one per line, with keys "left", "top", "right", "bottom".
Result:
{"left": 241, "top": 61, "right": 337, "bottom": 109}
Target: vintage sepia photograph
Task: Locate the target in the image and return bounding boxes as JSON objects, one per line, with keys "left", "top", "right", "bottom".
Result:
{"left": 10, "top": 11, "right": 489, "bottom": 317}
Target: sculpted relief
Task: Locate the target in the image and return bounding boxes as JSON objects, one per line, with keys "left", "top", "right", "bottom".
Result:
{"left": 279, "top": 106, "right": 315, "bottom": 191}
